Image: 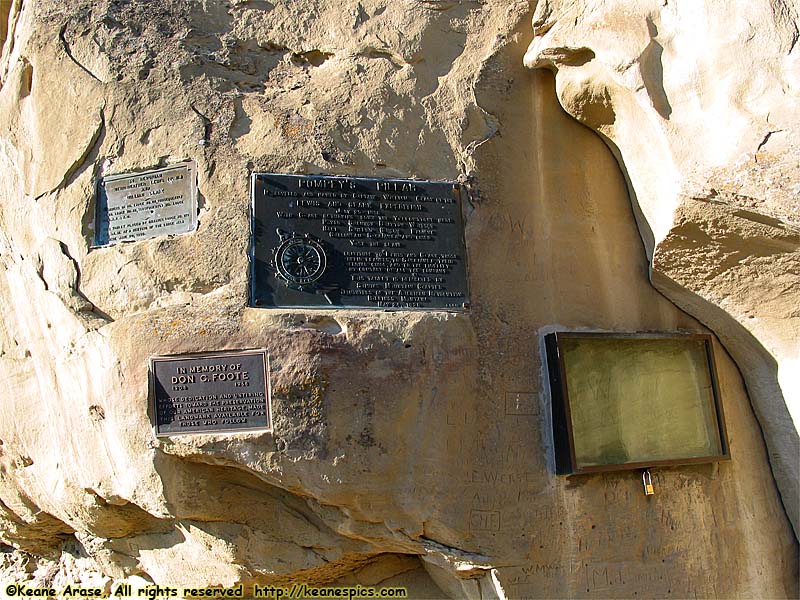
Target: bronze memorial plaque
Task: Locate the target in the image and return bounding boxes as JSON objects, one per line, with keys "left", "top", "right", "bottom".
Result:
{"left": 93, "top": 161, "right": 198, "bottom": 246}
{"left": 149, "top": 349, "right": 271, "bottom": 436}
{"left": 250, "top": 173, "right": 469, "bottom": 309}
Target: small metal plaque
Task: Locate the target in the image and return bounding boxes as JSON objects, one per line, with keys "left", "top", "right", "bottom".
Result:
{"left": 251, "top": 173, "right": 470, "bottom": 310}
{"left": 94, "top": 161, "right": 198, "bottom": 246}
{"left": 149, "top": 349, "right": 271, "bottom": 436}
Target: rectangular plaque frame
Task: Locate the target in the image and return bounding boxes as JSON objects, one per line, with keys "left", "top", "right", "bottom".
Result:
{"left": 250, "top": 173, "right": 470, "bottom": 310}
{"left": 93, "top": 161, "right": 198, "bottom": 247}
{"left": 544, "top": 332, "right": 730, "bottom": 475}
{"left": 148, "top": 349, "right": 271, "bottom": 437}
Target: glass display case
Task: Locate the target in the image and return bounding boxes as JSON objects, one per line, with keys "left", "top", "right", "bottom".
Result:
{"left": 544, "top": 332, "right": 730, "bottom": 474}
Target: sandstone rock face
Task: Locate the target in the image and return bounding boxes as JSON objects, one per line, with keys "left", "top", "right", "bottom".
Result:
{"left": 0, "top": 0, "right": 796, "bottom": 598}
{"left": 525, "top": 0, "right": 800, "bottom": 539}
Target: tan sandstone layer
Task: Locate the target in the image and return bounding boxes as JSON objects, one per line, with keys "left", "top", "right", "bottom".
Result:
{"left": 0, "top": 0, "right": 796, "bottom": 598}
{"left": 525, "top": 0, "right": 800, "bottom": 538}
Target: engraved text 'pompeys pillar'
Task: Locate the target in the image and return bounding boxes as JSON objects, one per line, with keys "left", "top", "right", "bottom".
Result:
{"left": 250, "top": 174, "right": 470, "bottom": 310}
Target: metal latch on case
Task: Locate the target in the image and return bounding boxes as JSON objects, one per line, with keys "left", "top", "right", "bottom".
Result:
{"left": 643, "top": 470, "right": 655, "bottom": 496}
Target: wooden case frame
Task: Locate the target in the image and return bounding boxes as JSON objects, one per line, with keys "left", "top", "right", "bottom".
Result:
{"left": 544, "top": 332, "right": 730, "bottom": 475}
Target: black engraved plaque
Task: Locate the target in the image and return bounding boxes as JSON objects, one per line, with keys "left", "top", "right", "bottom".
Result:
{"left": 149, "top": 349, "right": 270, "bottom": 436}
{"left": 251, "top": 174, "right": 470, "bottom": 309}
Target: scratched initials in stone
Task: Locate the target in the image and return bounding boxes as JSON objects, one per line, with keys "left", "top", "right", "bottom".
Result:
{"left": 469, "top": 509, "right": 501, "bottom": 531}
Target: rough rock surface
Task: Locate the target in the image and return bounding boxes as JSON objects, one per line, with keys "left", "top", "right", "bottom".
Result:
{"left": 0, "top": 0, "right": 796, "bottom": 598}
{"left": 525, "top": 0, "right": 800, "bottom": 538}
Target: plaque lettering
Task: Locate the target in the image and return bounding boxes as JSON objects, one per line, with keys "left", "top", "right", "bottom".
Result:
{"left": 250, "top": 174, "right": 470, "bottom": 310}
{"left": 94, "top": 161, "right": 198, "bottom": 246}
{"left": 149, "top": 349, "right": 271, "bottom": 436}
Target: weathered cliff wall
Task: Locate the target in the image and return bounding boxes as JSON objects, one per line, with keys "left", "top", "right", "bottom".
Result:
{"left": 525, "top": 0, "right": 800, "bottom": 537}
{"left": 0, "top": 0, "right": 796, "bottom": 598}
